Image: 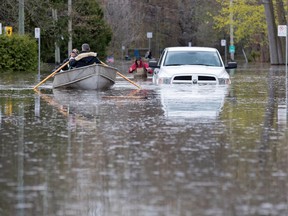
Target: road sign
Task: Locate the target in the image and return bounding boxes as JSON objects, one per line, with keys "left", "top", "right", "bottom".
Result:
{"left": 5, "top": 26, "right": 12, "bottom": 36}
{"left": 0, "top": 23, "right": 2, "bottom": 35}
{"left": 278, "top": 25, "right": 287, "bottom": 37}
{"left": 229, "top": 45, "right": 235, "bottom": 53}
{"left": 147, "top": 32, "right": 153, "bottom": 38}
{"left": 221, "top": 39, "right": 226, "bottom": 46}
{"left": 35, "top": 28, "right": 40, "bottom": 39}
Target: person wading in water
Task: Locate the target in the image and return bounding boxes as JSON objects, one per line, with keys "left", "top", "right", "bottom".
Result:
{"left": 128, "top": 56, "right": 152, "bottom": 79}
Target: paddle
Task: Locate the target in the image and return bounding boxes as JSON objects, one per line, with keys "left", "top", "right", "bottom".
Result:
{"left": 100, "top": 61, "right": 141, "bottom": 89}
{"left": 115, "top": 71, "right": 142, "bottom": 89}
{"left": 33, "top": 61, "right": 69, "bottom": 90}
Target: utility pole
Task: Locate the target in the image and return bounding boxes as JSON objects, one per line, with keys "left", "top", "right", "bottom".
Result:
{"left": 68, "top": 0, "right": 72, "bottom": 55}
{"left": 19, "top": 0, "right": 25, "bottom": 34}
{"left": 229, "top": 0, "right": 234, "bottom": 61}
{"left": 52, "top": 9, "right": 61, "bottom": 64}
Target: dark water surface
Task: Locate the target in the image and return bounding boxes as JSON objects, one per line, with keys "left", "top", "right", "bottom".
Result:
{"left": 0, "top": 63, "right": 288, "bottom": 216}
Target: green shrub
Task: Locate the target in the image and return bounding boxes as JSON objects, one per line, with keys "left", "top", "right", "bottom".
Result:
{"left": 0, "top": 34, "right": 37, "bottom": 73}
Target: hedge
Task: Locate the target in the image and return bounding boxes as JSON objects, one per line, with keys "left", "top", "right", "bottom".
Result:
{"left": 0, "top": 34, "right": 37, "bottom": 73}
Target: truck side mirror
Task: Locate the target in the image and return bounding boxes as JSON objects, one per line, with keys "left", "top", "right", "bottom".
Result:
{"left": 149, "top": 60, "right": 159, "bottom": 68}
{"left": 225, "top": 61, "right": 237, "bottom": 69}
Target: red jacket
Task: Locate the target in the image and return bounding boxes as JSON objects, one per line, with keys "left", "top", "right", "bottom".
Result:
{"left": 128, "top": 60, "right": 153, "bottom": 74}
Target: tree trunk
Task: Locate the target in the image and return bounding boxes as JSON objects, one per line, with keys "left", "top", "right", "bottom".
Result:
{"left": 263, "top": 0, "right": 279, "bottom": 64}
{"left": 68, "top": 0, "right": 72, "bottom": 56}
{"left": 18, "top": 0, "right": 25, "bottom": 34}
{"left": 275, "top": 0, "right": 285, "bottom": 64}
{"left": 52, "top": 9, "right": 61, "bottom": 64}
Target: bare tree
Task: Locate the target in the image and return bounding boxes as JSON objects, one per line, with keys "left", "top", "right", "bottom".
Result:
{"left": 100, "top": 0, "right": 143, "bottom": 57}
{"left": 99, "top": 0, "right": 181, "bottom": 58}
{"left": 99, "top": 0, "right": 223, "bottom": 58}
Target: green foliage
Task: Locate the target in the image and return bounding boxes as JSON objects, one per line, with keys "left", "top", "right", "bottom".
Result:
{"left": 0, "top": 34, "right": 37, "bottom": 72}
{"left": 72, "top": 0, "right": 112, "bottom": 59}
{"left": 23, "top": 0, "right": 67, "bottom": 63}
{"left": 0, "top": 0, "right": 111, "bottom": 63}
{"left": 36, "top": 0, "right": 112, "bottom": 62}
{"left": 214, "top": 0, "right": 267, "bottom": 47}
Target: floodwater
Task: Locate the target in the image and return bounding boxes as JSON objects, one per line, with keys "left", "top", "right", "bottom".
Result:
{"left": 0, "top": 63, "right": 288, "bottom": 216}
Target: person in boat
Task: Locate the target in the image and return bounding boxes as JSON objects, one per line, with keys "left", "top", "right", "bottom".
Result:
{"left": 52, "top": 48, "right": 79, "bottom": 72}
{"left": 128, "top": 56, "right": 153, "bottom": 78}
{"left": 69, "top": 43, "right": 101, "bottom": 68}
{"left": 66, "top": 48, "right": 79, "bottom": 69}
{"left": 69, "top": 49, "right": 79, "bottom": 59}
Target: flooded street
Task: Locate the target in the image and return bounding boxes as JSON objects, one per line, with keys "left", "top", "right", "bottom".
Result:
{"left": 0, "top": 63, "right": 288, "bottom": 216}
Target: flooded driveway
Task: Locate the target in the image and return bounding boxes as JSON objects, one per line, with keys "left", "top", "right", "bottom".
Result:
{"left": 0, "top": 63, "right": 288, "bottom": 216}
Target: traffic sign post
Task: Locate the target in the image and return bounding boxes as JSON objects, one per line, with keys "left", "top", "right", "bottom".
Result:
{"left": 35, "top": 28, "right": 41, "bottom": 82}
{"left": 221, "top": 39, "right": 227, "bottom": 65}
{"left": 229, "top": 45, "right": 235, "bottom": 54}
{"left": 278, "top": 25, "right": 288, "bottom": 79}
{"left": 5, "top": 26, "right": 12, "bottom": 37}
{"left": 278, "top": 25, "right": 286, "bottom": 37}
{"left": 278, "top": 25, "right": 288, "bottom": 117}
{"left": 121, "top": 45, "right": 125, "bottom": 60}
{"left": 147, "top": 32, "right": 153, "bottom": 51}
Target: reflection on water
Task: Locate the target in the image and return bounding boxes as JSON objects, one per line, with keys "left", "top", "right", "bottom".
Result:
{"left": 0, "top": 64, "right": 288, "bottom": 216}
{"left": 159, "top": 85, "right": 228, "bottom": 120}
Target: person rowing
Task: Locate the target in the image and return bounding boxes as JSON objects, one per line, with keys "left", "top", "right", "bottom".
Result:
{"left": 69, "top": 43, "right": 101, "bottom": 68}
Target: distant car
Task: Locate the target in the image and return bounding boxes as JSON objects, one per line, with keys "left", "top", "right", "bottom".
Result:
{"left": 149, "top": 47, "right": 237, "bottom": 85}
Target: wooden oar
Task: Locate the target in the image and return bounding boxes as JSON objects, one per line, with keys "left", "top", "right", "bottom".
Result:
{"left": 100, "top": 61, "right": 141, "bottom": 89}
{"left": 33, "top": 61, "right": 69, "bottom": 90}
{"left": 116, "top": 71, "right": 142, "bottom": 89}
{"left": 102, "top": 95, "right": 147, "bottom": 99}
